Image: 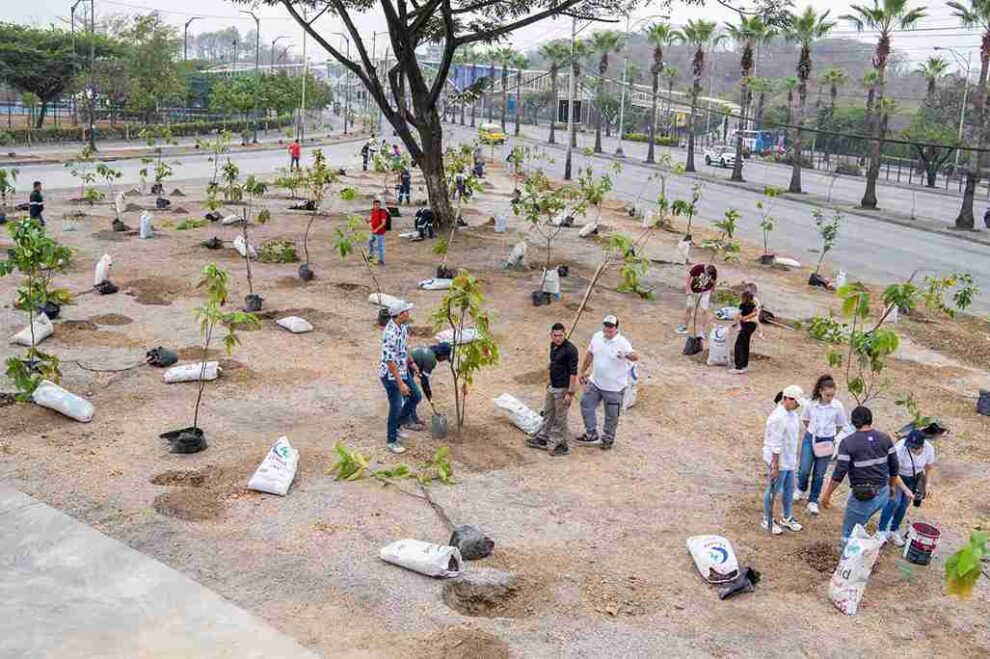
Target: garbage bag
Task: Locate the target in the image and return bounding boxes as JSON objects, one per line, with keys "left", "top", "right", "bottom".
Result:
{"left": 622, "top": 363, "right": 639, "bottom": 410}
{"left": 504, "top": 241, "right": 526, "bottom": 268}
{"left": 94, "top": 254, "right": 112, "bottom": 286}
{"left": 145, "top": 346, "right": 178, "bottom": 367}
{"left": 32, "top": 380, "right": 93, "bottom": 422}
{"left": 687, "top": 535, "right": 740, "bottom": 584}
{"left": 418, "top": 278, "right": 452, "bottom": 291}
{"left": 368, "top": 292, "right": 403, "bottom": 308}
{"left": 828, "top": 524, "right": 885, "bottom": 615}
{"left": 139, "top": 212, "right": 153, "bottom": 239}
{"left": 10, "top": 313, "right": 53, "bottom": 347}
{"left": 492, "top": 393, "right": 542, "bottom": 435}
{"left": 978, "top": 390, "right": 990, "bottom": 416}
{"left": 449, "top": 525, "right": 495, "bottom": 560}
{"left": 682, "top": 335, "right": 703, "bottom": 356}
{"left": 578, "top": 222, "right": 599, "bottom": 238}
{"left": 379, "top": 539, "right": 462, "bottom": 578}
{"left": 717, "top": 567, "right": 761, "bottom": 599}
{"left": 163, "top": 362, "right": 221, "bottom": 383}
{"left": 276, "top": 316, "right": 313, "bottom": 334}
{"left": 541, "top": 268, "right": 560, "bottom": 296}
{"left": 435, "top": 328, "right": 480, "bottom": 345}
{"left": 233, "top": 234, "right": 257, "bottom": 259}
{"left": 247, "top": 436, "right": 299, "bottom": 496}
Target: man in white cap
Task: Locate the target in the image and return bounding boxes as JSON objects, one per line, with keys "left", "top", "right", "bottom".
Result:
{"left": 379, "top": 300, "right": 417, "bottom": 453}
{"left": 575, "top": 315, "right": 638, "bottom": 450}
{"left": 762, "top": 385, "right": 806, "bottom": 535}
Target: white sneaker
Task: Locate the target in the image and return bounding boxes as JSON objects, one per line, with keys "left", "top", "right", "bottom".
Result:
{"left": 387, "top": 442, "right": 406, "bottom": 454}
{"left": 761, "top": 519, "right": 783, "bottom": 535}
{"left": 807, "top": 502, "right": 820, "bottom": 515}
{"left": 889, "top": 531, "right": 906, "bottom": 548}
{"left": 779, "top": 517, "right": 804, "bottom": 532}
{"left": 675, "top": 326, "right": 689, "bottom": 335}
{"left": 793, "top": 489, "right": 806, "bottom": 502}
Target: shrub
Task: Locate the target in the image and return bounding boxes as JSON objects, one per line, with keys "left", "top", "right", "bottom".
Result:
{"left": 835, "top": 162, "right": 861, "bottom": 177}
{"left": 258, "top": 238, "right": 299, "bottom": 263}
{"left": 623, "top": 132, "right": 678, "bottom": 146}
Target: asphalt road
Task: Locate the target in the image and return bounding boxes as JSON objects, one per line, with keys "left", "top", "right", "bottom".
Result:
{"left": 12, "top": 125, "right": 990, "bottom": 313}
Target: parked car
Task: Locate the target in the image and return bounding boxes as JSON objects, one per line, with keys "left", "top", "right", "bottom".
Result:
{"left": 704, "top": 146, "right": 740, "bottom": 169}
{"left": 478, "top": 122, "right": 506, "bottom": 145}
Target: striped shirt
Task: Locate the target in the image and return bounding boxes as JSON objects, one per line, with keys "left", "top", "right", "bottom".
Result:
{"left": 831, "top": 429, "right": 898, "bottom": 488}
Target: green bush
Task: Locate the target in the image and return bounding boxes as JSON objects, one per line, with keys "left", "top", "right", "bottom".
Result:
{"left": 623, "top": 132, "right": 679, "bottom": 146}
{"left": 258, "top": 238, "right": 299, "bottom": 263}
{"left": 835, "top": 162, "right": 861, "bottom": 177}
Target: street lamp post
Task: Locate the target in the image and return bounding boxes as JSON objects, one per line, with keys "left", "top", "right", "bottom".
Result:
{"left": 86, "top": 0, "right": 95, "bottom": 150}
{"left": 935, "top": 46, "right": 972, "bottom": 169}
{"left": 615, "top": 11, "right": 670, "bottom": 157}
{"left": 240, "top": 9, "right": 261, "bottom": 143}
{"left": 183, "top": 16, "right": 201, "bottom": 61}
{"left": 333, "top": 32, "right": 352, "bottom": 134}
{"left": 70, "top": 0, "right": 87, "bottom": 127}
{"left": 270, "top": 36, "right": 287, "bottom": 71}
{"left": 564, "top": 16, "right": 577, "bottom": 180}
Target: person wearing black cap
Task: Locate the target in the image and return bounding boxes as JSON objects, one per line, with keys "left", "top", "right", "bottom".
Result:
{"left": 878, "top": 429, "right": 936, "bottom": 547}
{"left": 527, "top": 322, "right": 579, "bottom": 456}
{"left": 406, "top": 342, "right": 452, "bottom": 428}
{"left": 576, "top": 315, "right": 638, "bottom": 450}
{"left": 821, "top": 405, "right": 914, "bottom": 548}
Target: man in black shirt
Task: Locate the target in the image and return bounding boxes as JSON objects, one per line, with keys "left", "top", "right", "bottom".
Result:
{"left": 527, "top": 322, "right": 578, "bottom": 456}
{"left": 822, "top": 405, "right": 913, "bottom": 547}
{"left": 29, "top": 181, "right": 44, "bottom": 226}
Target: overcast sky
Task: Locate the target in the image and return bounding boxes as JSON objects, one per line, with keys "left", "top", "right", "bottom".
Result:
{"left": 3, "top": 0, "right": 986, "bottom": 71}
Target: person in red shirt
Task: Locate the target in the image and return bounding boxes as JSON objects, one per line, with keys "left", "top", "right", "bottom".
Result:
{"left": 368, "top": 198, "right": 390, "bottom": 265}
{"left": 288, "top": 140, "right": 301, "bottom": 170}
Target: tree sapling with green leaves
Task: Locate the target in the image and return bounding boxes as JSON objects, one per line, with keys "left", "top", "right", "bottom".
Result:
{"left": 757, "top": 185, "right": 782, "bottom": 263}
{"left": 198, "top": 130, "right": 233, "bottom": 193}
{"left": 513, "top": 168, "right": 583, "bottom": 292}
{"left": 66, "top": 145, "right": 103, "bottom": 206}
{"left": 239, "top": 175, "right": 270, "bottom": 311}
{"left": 435, "top": 144, "right": 482, "bottom": 275}
{"left": 811, "top": 208, "right": 842, "bottom": 286}
{"left": 138, "top": 126, "right": 178, "bottom": 201}
{"left": 671, "top": 182, "right": 703, "bottom": 239}
{"left": 945, "top": 531, "right": 988, "bottom": 599}
{"left": 298, "top": 149, "right": 342, "bottom": 281}
{"left": 333, "top": 216, "right": 386, "bottom": 320}
{"left": 0, "top": 167, "right": 17, "bottom": 208}
{"left": 0, "top": 218, "right": 74, "bottom": 400}
{"left": 161, "top": 264, "right": 259, "bottom": 454}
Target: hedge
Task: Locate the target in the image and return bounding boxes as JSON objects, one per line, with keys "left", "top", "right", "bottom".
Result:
{"left": 622, "top": 132, "right": 679, "bottom": 146}
{"left": 0, "top": 115, "right": 295, "bottom": 146}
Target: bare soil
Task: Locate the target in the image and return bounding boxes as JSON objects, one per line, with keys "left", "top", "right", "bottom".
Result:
{"left": 1, "top": 158, "right": 989, "bottom": 657}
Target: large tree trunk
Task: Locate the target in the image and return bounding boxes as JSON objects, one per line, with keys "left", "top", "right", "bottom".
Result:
{"left": 417, "top": 116, "right": 456, "bottom": 230}
{"left": 515, "top": 70, "right": 522, "bottom": 136}
{"left": 860, "top": 85, "right": 880, "bottom": 209}
{"left": 646, "top": 70, "right": 659, "bottom": 164}
{"left": 955, "top": 47, "right": 990, "bottom": 230}
{"left": 755, "top": 90, "right": 766, "bottom": 130}
{"left": 686, "top": 83, "right": 699, "bottom": 172}
{"left": 789, "top": 82, "right": 807, "bottom": 193}
{"left": 549, "top": 68, "right": 558, "bottom": 145}
{"left": 501, "top": 65, "right": 508, "bottom": 130}
{"left": 731, "top": 80, "right": 746, "bottom": 182}
{"left": 35, "top": 101, "right": 49, "bottom": 129}
{"left": 594, "top": 104, "right": 603, "bottom": 153}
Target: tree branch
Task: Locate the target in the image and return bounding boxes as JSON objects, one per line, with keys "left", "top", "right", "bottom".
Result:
{"left": 426, "top": 0, "right": 458, "bottom": 109}
{"left": 455, "top": 0, "right": 586, "bottom": 47}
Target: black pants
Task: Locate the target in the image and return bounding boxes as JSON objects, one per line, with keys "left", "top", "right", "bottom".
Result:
{"left": 734, "top": 322, "right": 757, "bottom": 369}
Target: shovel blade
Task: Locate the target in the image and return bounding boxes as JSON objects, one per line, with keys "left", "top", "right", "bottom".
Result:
{"left": 431, "top": 413, "right": 449, "bottom": 439}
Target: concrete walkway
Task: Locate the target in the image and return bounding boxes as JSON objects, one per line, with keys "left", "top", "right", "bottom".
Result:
{"left": 0, "top": 485, "right": 317, "bottom": 658}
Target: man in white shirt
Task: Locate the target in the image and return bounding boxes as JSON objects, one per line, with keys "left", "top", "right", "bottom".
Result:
{"left": 762, "top": 385, "right": 805, "bottom": 535}
{"left": 575, "top": 315, "right": 639, "bottom": 450}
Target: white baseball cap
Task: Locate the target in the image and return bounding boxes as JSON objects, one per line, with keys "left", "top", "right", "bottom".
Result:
{"left": 602, "top": 315, "right": 619, "bottom": 327}
{"left": 781, "top": 385, "right": 805, "bottom": 404}
{"left": 388, "top": 300, "right": 414, "bottom": 317}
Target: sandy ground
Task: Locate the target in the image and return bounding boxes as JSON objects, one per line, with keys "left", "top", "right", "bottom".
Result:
{"left": 1, "top": 157, "right": 989, "bottom": 658}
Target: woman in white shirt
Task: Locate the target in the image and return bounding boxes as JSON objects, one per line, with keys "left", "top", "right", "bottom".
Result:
{"left": 878, "top": 429, "right": 936, "bottom": 547}
{"left": 762, "top": 385, "right": 806, "bottom": 535}
{"left": 795, "top": 375, "right": 847, "bottom": 515}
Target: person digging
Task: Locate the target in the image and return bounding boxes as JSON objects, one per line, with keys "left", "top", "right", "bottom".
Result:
{"left": 575, "top": 315, "right": 638, "bottom": 451}
{"left": 379, "top": 300, "right": 416, "bottom": 454}
{"left": 677, "top": 264, "right": 717, "bottom": 338}
{"left": 406, "top": 342, "right": 452, "bottom": 431}
{"left": 527, "top": 322, "right": 579, "bottom": 457}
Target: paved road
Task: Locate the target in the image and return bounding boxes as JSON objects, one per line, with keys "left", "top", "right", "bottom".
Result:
{"left": 13, "top": 123, "right": 990, "bottom": 313}
{"left": 445, "top": 123, "right": 990, "bottom": 314}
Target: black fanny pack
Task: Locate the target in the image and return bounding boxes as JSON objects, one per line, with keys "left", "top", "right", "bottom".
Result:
{"left": 851, "top": 483, "right": 881, "bottom": 501}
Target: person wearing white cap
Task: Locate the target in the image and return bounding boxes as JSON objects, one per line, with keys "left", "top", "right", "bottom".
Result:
{"left": 575, "top": 315, "right": 638, "bottom": 450}
{"left": 762, "top": 385, "right": 806, "bottom": 535}
{"left": 378, "top": 300, "right": 417, "bottom": 454}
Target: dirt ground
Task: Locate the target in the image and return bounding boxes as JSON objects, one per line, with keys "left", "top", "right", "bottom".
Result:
{"left": 1, "top": 155, "right": 989, "bottom": 658}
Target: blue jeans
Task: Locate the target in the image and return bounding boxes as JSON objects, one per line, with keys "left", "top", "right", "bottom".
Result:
{"left": 763, "top": 468, "right": 795, "bottom": 522}
{"left": 841, "top": 486, "right": 891, "bottom": 546}
{"left": 797, "top": 433, "right": 833, "bottom": 503}
{"left": 369, "top": 234, "right": 385, "bottom": 263}
{"left": 380, "top": 374, "right": 419, "bottom": 444}
{"left": 400, "top": 373, "right": 423, "bottom": 426}
{"left": 879, "top": 475, "right": 918, "bottom": 533}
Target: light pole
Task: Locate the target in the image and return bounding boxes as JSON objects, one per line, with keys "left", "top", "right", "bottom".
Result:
{"left": 270, "top": 36, "right": 287, "bottom": 71}
{"left": 85, "top": 0, "right": 95, "bottom": 150}
{"left": 332, "top": 32, "right": 352, "bottom": 134}
{"left": 183, "top": 16, "right": 201, "bottom": 61}
{"left": 615, "top": 11, "right": 670, "bottom": 157}
{"left": 935, "top": 46, "right": 972, "bottom": 169}
{"left": 70, "top": 0, "right": 87, "bottom": 127}
{"left": 564, "top": 16, "right": 577, "bottom": 180}
{"left": 240, "top": 9, "right": 261, "bottom": 143}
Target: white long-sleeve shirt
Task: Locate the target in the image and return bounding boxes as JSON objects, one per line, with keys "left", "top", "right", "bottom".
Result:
{"left": 763, "top": 404, "right": 802, "bottom": 470}
{"left": 801, "top": 398, "right": 847, "bottom": 438}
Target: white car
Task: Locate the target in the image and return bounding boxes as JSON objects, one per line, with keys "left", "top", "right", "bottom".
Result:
{"left": 704, "top": 146, "right": 740, "bottom": 169}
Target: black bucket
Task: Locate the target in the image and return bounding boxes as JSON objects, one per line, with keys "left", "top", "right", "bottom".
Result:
{"left": 436, "top": 265, "right": 454, "bottom": 279}
{"left": 682, "top": 335, "right": 703, "bottom": 356}
{"left": 298, "top": 263, "right": 314, "bottom": 281}
{"left": 160, "top": 427, "right": 208, "bottom": 454}
{"left": 531, "top": 290, "right": 552, "bottom": 307}
{"left": 244, "top": 294, "right": 263, "bottom": 312}
{"left": 40, "top": 302, "right": 61, "bottom": 320}
{"left": 978, "top": 389, "right": 990, "bottom": 416}
{"left": 377, "top": 307, "right": 391, "bottom": 326}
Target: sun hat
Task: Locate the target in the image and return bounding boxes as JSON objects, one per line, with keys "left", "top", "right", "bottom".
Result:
{"left": 781, "top": 385, "right": 805, "bottom": 404}
{"left": 388, "top": 300, "right": 414, "bottom": 317}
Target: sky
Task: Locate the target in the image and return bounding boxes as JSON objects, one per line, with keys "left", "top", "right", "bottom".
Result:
{"left": 3, "top": 0, "right": 987, "bottom": 73}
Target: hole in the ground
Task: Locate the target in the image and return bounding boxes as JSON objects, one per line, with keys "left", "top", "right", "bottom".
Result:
{"left": 512, "top": 369, "right": 546, "bottom": 386}
{"left": 60, "top": 320, "right": 98, "bottom": 331}
{"left": 442, "top": 575, "right": 520, "bottom": 618}
{"left": 89, "top": 313, "right": 133, "bottom": 326}
{"left": 150, "top": 467, "right": 217, "bottom": 487}
{"left": 795, "top": 540, "right": 838, "bottom": 576}
{"left": 152, "top": 489, "right": 222, "bottom": 521}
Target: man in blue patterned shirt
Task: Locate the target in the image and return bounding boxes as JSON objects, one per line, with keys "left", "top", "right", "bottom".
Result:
{"left": 379, "top": 300, "right": 418, "bottom": 453}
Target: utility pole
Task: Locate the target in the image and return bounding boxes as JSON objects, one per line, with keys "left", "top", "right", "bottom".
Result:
{"left": 240, "top": 10, "right": 261, "bottom": 143}
{"left": 615, "top": 11, "right": 630, "bottom": 157}
{"left": 70, "top": 0, "right": 86, "bottom": 127}
{"left": 271, "top": 36, "right": 287, "bottom": 70}
{"left": 936, "top": 47, "right": 971, "bottom": 169}
{"left": 183, "top": 17, "right": 201, "bottom": 61}
{"left": 299, "top": 24, "right": 308, "bottom": 142}
{"left": 87, "top": 0, "right": 95, "bottom": 151}
{"left": 333, "top": 33, "right": 351, "bottom": 134}
{"left": 564, "top": 16, "right": 577, "bottom": 181}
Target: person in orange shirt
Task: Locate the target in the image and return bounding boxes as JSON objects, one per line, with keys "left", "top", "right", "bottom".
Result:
{"left": 368, "top": 198, "right": 390, "bottom": 265}
{"left": 288, "top": 140, "right": 301, "bottom": 170}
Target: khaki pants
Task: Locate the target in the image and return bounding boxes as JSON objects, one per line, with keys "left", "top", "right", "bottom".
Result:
{"left": 535, "top": 385, "right": 571, "bottom": 450}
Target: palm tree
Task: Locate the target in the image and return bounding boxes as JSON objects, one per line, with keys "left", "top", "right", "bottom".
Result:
{"left": 488, "top": 46, "right": 517, "bottom": 131}
{"left": 644, "top": 22, "right": 683, "bottom": 163}
{"left": 479, "top": 49, "right": 499, "bottom": 123}
{"left": 917, "top": 55, "right": 951, "bottom": 99}
{"left": 725, "top": 16, "right": 773, "bottom": 182}
{"left": 587, "top": 30, "right": 624, "bottom": 153}
{"left": 569, "top": 39, "right": 590, "bottom": 149}
{"left": 662, "top": 64, "right": 679, "bottom": 134}
{"left": 841, "top": 0, "right": 926, "bottom": 209}
{"left": 452, "top": 47, "right": 473, "bottom": 126}
{"left": 513, "top": 53, "right": 528, "bottom": 136}
{"left": 748, "top": 76, "right": 771, "bottom": 130}
{"left": 787, "top": 7, "right": 836, "bottom": 193}
{"left": 947, "top": 0, "right": 990, "bottom": 229}
{"left": 818, "top": 67, "right": 847, "bottom": 164}
{"left": 682, "top": 19, "right": 721, "bottom": 172}
{"left": 782, "top": 76, "right": 798, "bottom": 131}
{"left": 540, "top": 40, "right": 571, "bottom": 145}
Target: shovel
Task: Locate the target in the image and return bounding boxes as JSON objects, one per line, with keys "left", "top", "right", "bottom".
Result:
{"left": 428, "top": 400, "right": 448, "bottom": 439}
